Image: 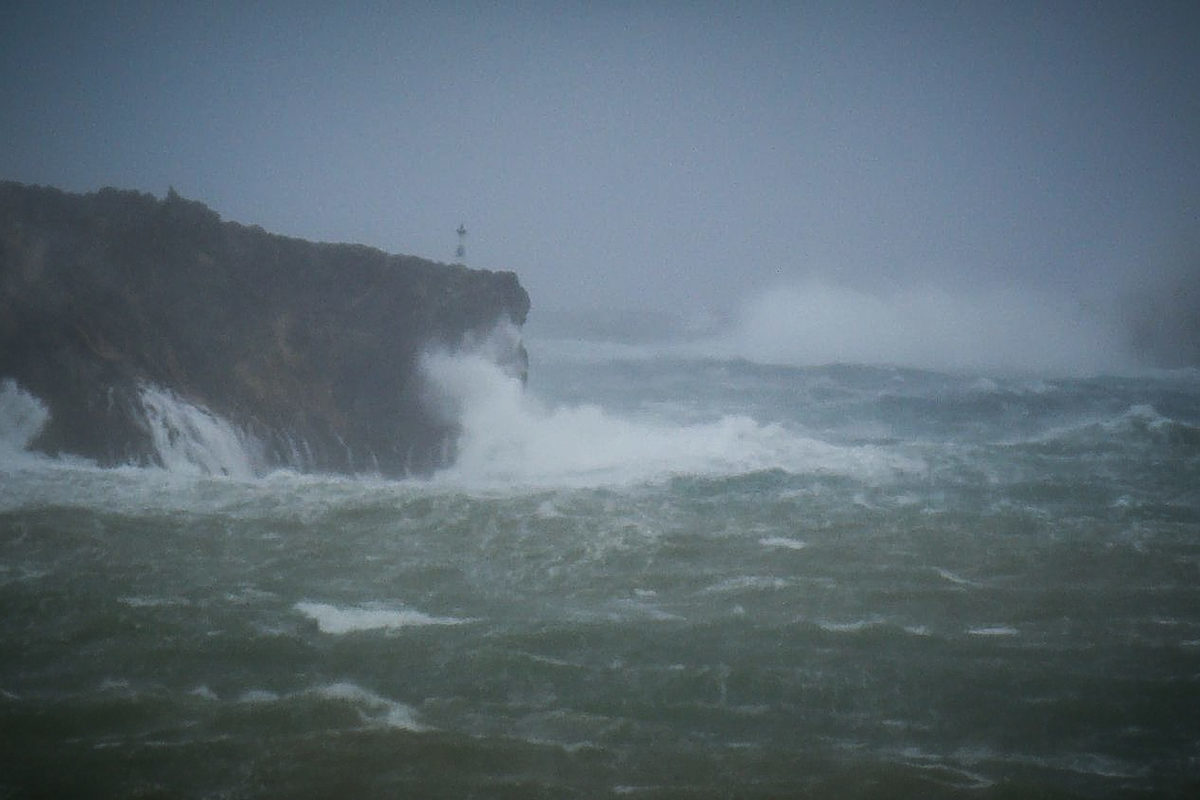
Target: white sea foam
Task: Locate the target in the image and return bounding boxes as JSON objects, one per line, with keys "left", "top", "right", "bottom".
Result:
{"left": 817, "top": 618, "right": 885, "bottom": 633}
{"left": 139, "top": 383, "right": 261, "bottom": 478}
{"left": 419, "top": 345, "right": 918, "bottom": 488}
{"left": 608, "top": 597, "right": 685, "bottom": 622}
{"left": 759, "top": 536, "right": 807, "bottom": 550}
{"left": 967, "top": 625, "right": 1019, "bottom": 637}
{"left": 702, "top": 576, "right": 792, "bottom": 594}
{"left": 118, "top": 595, "right": 190, "bottom": 608}
{"left": 933, "top": 567, "right": 976, "bottom": 586}
{"left": 295, "top": 601, "right": 473, "bottom": 634}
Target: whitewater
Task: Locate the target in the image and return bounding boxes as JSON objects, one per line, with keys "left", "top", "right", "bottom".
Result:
{"left": 2, "top": 327, "right": 1199, "bottom": 798}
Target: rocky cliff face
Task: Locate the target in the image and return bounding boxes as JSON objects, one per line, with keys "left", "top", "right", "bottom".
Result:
{"left": 0, "top": 182, "right": 529, "bottom": 476}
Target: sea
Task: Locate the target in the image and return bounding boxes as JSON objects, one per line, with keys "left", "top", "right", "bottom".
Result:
{"left": 2, "top": 322, "right": 1199, "bottom": 799}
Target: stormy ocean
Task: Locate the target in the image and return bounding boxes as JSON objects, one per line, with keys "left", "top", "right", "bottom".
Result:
{"left": 2, "top": 329, "right": 1199, "bottom": 799}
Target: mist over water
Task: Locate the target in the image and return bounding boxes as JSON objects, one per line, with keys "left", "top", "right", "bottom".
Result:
{"left": 530, "top": 280, "right": 1143, "bottom": 378}
{"left": 704, "top": 281, "right": 1135, "bottom": 376}
{"left": 4, "top": 1, "right": 1199, "bottom": 791}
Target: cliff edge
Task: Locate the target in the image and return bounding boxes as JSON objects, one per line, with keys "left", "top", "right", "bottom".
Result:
{"left": 0, "top": 182, "right": 530, "bottom": 476}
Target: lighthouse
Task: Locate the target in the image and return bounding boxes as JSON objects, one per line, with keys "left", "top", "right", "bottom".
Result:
{"left": 455, "top": 223, "right": 467, "bottom": 263}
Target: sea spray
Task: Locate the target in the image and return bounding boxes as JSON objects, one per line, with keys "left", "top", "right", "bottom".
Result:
{"left": 0, "top": 379, "right": 48, "bottom": 456}
{"left": 706, "top": 281, "right": 1134, "bottom": 375}
{"left": 419, "top": 345, "right": 920, "bottom": 488}
{"left": 138, "top": 383, "right": 262, "bottom": 478}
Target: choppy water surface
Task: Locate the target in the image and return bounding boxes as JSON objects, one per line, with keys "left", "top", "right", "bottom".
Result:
{"left": 2, "top": 352, "right": 1199, "bottom": 798}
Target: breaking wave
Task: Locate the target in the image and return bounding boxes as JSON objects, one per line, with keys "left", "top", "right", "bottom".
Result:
{"left": 0, "top": 378, "right": 264, "bottom": 479}
{"left": 419, "top": 347, "right": 918, "bottom": 488}
{"left": 0, "top": 378, "right": 48, "bottom": 459}
{"left": 1015, "top": 403, "right": 1200, "bottom": 452}
{"left": 138, "top": 384, "right": 263, "bottom": 478}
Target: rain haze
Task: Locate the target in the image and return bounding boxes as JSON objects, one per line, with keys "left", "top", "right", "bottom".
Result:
{"left": 3, "top": 1, "right": 1198, "bottom": 372}
{"left": 6, "top": 6, "right": 1200, "bottom": 796}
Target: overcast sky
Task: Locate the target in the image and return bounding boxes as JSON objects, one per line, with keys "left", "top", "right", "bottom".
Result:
{"left": 3, "top": 1, "right": 1198, "bottom": 339}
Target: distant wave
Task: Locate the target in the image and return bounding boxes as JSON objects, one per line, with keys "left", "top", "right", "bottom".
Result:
{"left": 1012, "top": 403, "right": 1200, "bottom": 450}
{"left": 694, "top": 282, "right": 1136, "bottom": 376}
{"left": 226, "top": 681, "right": 425, "bottom": 731}
{"left": 526, "top": 282, "right": 1139, "bottom": 376}
{"left": 314, "top": 681, "right": 425, "bottom": 731}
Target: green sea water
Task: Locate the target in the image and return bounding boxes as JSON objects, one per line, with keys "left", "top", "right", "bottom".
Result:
{"left": 1, "top": 351, "right": 1199, "bottom": 798}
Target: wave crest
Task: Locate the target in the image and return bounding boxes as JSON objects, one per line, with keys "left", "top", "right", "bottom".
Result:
{"left": 419, "top": 347, "right": 917, "bottom": 488}
{"left": 0, "top": 379, "right": 49, "bottom": 457}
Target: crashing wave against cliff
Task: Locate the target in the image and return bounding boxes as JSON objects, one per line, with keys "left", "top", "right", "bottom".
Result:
{"left": 0, "top": 181, "right": 530, "bottom": 476}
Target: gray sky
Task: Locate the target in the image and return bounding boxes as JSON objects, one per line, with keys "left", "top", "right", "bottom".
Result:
{"left": 3, "top": 1, "right": 1198, "bottom": 332}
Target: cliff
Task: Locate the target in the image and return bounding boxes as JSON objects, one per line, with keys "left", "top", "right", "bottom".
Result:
{"left": 0, "top": 181, "right": 530, "bottom": 476}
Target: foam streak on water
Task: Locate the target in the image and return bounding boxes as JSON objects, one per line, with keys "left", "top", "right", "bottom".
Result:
{"left": 294, "top": 601, "right": 474, "bottom": 634}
